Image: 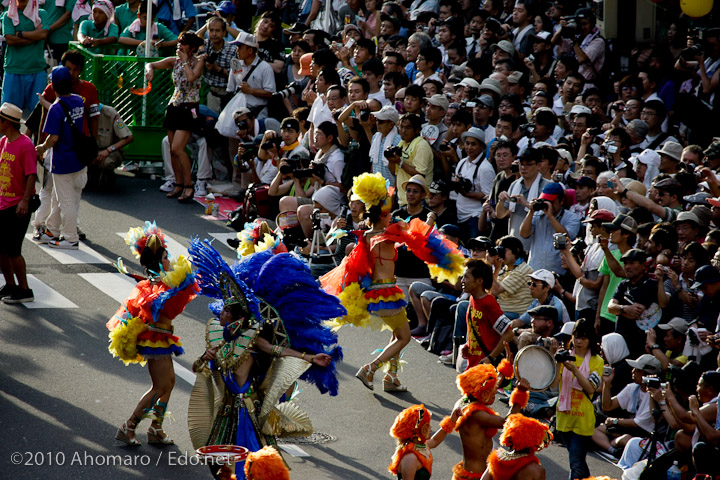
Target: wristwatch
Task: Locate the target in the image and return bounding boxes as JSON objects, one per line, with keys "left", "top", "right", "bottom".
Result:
{"left": 620, "top": 305, "right": 625, "bottom": 315}
{"left": 108, "top": 145, "right": 116, "bottom": 153}
{"left": 651, "top": 344, "right": 660, "bottom": 350}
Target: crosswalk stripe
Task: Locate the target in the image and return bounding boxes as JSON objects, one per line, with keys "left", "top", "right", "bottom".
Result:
{"left": 173, "top": 361, "right": 196, "bottom": 385}
{"left": 78, "top": 272, "right": 135, "bottom": 304}
{"left": 22, "top": 275, "right": 78, "bottom": 309}
{"left": 116, "top": 232, "right": 188, "bottom": 261}
{"left": 208, "top": 232, "right": 238, "bottom": 252}
{"left": 26, "top": 234, "right": 110, "bottom": 264}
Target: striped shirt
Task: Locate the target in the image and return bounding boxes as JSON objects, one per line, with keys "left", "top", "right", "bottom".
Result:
{"left": 496, "top": 262, "right": 534, "bottom": 315}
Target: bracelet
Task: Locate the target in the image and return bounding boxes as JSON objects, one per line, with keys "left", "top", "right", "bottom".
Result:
{"left": 310, "top": 355, "right": 315, "bottom": 363}
{"left": 440, "top": 415, "right": 456, "bottom": 433}
{"left": 398, "top": 159, "right": 404, "bottom": 168}
{"left": 301, "top": 352, "right": 307, "bottom": 361}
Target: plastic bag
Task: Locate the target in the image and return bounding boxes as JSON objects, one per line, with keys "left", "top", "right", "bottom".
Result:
{"left": 215, "top": 91, "right": 247, "bottom": 138}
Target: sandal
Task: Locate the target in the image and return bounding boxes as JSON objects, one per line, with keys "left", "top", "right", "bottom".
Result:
{"left": 166, "top": 183, "right": 183, "bottom": 198}
{"left": 383, "top": 358, "right": 408, "bottom": 392}
{"left": 355, "top": 361, "right": 379, "bottom": 390}
{"left": 115, "top": 420, "right": 141, "bottom": 446}
{"left": 178, "top": 185, "right": 195, "bottom": 203}
{"left": 147, "top": 425, "right": 174, "bottom": 445}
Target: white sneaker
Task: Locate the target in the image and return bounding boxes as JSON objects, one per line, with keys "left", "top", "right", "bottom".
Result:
{"left": 195, "top": 180, "right": 208, "bottom": 197}
{"left": 47, "top": 239, "right": 79, "bottom": 250}
{"left": 34, "top": 229, "right": 58, "bottom": 244}
{"left": 159, "top": 180, "right": 175, "bottom": 192}
{"left": 438, "top": 353, "right": 453, "bottom": 365}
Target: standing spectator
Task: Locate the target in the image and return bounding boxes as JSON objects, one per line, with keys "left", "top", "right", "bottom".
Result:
{"left": 521, "top": 182, "right": 581, "bottom": 275}
{"left": 454, "top": 127, "right": 494, "bottom": 239}
{"left": 118, "top": 2, "right": 179, "bottom": 51}
{"left": 155, "top": 0, "right": 196, "bottom": 35}
{"left": 423, "top": 94, "right": 449, "bottom": 153}
{"left": 34, "top": 67, "right": 87, "bottom": 251}
{"left": 552, "top": 7, "right": 605, "bottom": 85}
{"left": 145, "top": 31, "right": 205, "bottom": 203}
{"left": 0, "top": 103, "right": 38, "bottom": 304}
{"left": 368, "top": 106, "right": 401, "bottom": 184}
{"left": 115, "top": 0, "right": 141, "bottom": 32}
{"left": 254, "top": 12, "right": 285, "bottom": 75}
{"left": 496, "top": 148, "right": 549, "bottom": 251}
{"left": 480, "top": 138, "right": 519, "bottom": 239}
{"left": 2, "top": 0, "right": 49, "bottom": 115}
{"left": 386, "top": 113, "right": 434, "bottom": 207}
{"left": 227, "top": 31, "right": 276, "bottom": 119}
{"left": 78, "top": 0, "right": 119, "bottom": 53}
{"left": 44, "top": 0, "right": 76, "bottom": 64}
{"left": 200, "top": 16, "right": 235, "bottom": 114}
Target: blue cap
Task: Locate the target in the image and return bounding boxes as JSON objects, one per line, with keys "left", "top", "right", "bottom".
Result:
{"left": 438, "top": 224, "right": 460, "bottom": 239}
{"left": 539, "top": 182, "right": 564, "bottom": 201}
{"left": 217, "top": 1, "right": 236, "bottom": 14}
{"left": 51, "top": 66, "right": 72, "bottom": 85}
{"left": 692, "top": 265, "right": 720, "bottom": 289}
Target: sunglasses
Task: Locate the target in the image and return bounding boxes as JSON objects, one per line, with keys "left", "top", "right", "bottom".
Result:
{"left": 527, "top": 281, "right": 546, "bottom": 287}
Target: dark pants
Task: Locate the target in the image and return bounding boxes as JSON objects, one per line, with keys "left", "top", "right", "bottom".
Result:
{"left": 557, "top": 430, "right": 591, "bottom": 480}
{"left": 693, "top": 441, "right": 720, "bottom": 476}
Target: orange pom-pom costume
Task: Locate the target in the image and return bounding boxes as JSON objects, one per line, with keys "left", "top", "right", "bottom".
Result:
{"left": 486, "top": 414, "right": 552, "bottom": 480}
{"left": 388, "top": 404, "right": 434, "bottom": 478}
{"left": 244, "top": 446, "right": 290, "bottom": 480}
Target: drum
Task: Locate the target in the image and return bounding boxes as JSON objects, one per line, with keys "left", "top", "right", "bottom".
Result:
{"left": 196, "top": 445, "right": 249, "bottom": 465}
{"left": 513, "top": 345, "right": 557, "bottom": 392}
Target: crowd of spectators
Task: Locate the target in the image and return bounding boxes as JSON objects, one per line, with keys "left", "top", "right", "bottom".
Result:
{"left": 5, "top": 0, "right": 720, "bottom": 477}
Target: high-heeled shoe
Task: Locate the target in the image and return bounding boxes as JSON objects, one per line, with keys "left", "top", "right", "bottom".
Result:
{"left": 166, "top": 183, "right": 183, "bottom": 198}
{"left": 178, "top": 185, "right": 195, "bottom": 203}
{"left": 355, "top": 362, "right": 378, "bottom": 390}
{"left": 147, "top": 425, "right": 174, "bottom": 445}
{"left": 383, "top": 358, "right": 408, "bottom": 392}
{"left": 115, "top": 420, "right": 141, "bottom": 446}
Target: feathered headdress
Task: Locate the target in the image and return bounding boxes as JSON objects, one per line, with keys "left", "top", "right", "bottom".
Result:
{"left": 457, "top": 364, "right": 499, "bottom": 404}
{"left": 390, "top": 404, "right": 431, "bottom": 442}
{"left": 352, "top": 172, "right": 391, "bottom": 214}
{"left": 499, "top": 414, "right": 552, "bottom": 454}
{"left": 244, "top": 446, "right": 290, "bottom": 480}
{"left": 126, "top": 221, "right": 167, "bottom": 259}
{"left": 236, "top": 220, "right": 286, "bottom": 258}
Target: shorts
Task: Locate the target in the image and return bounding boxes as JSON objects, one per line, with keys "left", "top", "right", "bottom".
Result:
{"left": 0, "top": 203, "right": 32, "bottom": 256}
{"left": 296, "top": 197, "right": 313, "bottom": 207}
{"left": 2, "top": 71, "right": 47, "bottom": 113}
{"left": 163, "top": 103, "right": 201, "bottom": 132}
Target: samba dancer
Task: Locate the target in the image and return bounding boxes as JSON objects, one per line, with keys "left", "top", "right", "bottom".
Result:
{"left": 107, "top": 222, "right": 199, "bottom": 446}
{"left": 481, "top": 414, "right": 552, "bottom": 480}
{"left": 388, "top": 404, "right": 461, "bottom": 479}
{"left": 188, "top": 242, "right": 345, "bottom": 479}
{"left": 321, "top": 173, "right": 464, "bottom": 392}
{"left": 442, "top": 343, "right": 531, "bottom": 479}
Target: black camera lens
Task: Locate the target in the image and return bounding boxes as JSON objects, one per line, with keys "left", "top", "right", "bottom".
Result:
{"left": 439, "top": 144, "right": 451, "bottom": 151}
{"left": 236, "top": 120, "right": 248, "bottom": 130}
{"left": 532, "top": 201, "right": 548, "bottom": 211}
{"left": 360, "top": 109, "right": 370, "bottom": 122}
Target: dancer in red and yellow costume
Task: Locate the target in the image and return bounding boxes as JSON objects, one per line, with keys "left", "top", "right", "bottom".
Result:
{"left": 388, "top": 404, "right": 461, "bottom": 479}
{"left": 483, "top": 414, "right": 552, "bottom": 480}
{"left": 321, "top": 173, "right": 464, "bottom": 392}
{"left": 441, "top": 344, "right": 531, "bottom": 479}
{"left": 107, "top": 221, "right": 199, "bottom": 446}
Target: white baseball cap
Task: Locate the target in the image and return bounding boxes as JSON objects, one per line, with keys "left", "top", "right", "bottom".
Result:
{"left": 229, "top": 31, "right": 259, "bottom": 48}
{"left": 529, "top": 269, "right": 555, "bottom": 288}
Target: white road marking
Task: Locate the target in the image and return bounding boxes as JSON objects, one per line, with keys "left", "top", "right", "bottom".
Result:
{"left": 278, "top": 444, "right": 310, "bottom": 457}
{"left": 116, "top": 232, "right": 188, "bottom": 261}
{"left": 22, "top": 275, "right": 78, "bottom": 309}
{"left": 27, "top": 235, "right": 110, "bottom": 264}
{"left": 208, "top": 232, "right": 238, "bottom": 252}
{"left": 77, "top": 272, "right": 135, "bottom": 303}
{"left": 173, "top": 360, "right": 196, "bottom": 385}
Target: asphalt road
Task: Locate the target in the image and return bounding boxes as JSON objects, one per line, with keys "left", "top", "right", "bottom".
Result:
{"left": 0, "top": 175, "right": 622, "bottom": 479}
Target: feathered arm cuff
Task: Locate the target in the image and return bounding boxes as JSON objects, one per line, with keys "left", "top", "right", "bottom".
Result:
{"left": 510, "top": 387, "right": 530, "bottom": 409}
{"left": 440, "top": 415, "right": 456, "bottom": 433}
{"left": 497, "top": 358, "right": 514, "bottom": 379}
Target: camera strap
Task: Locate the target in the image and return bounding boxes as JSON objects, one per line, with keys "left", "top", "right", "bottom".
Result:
{"left": 241, "top": 61, "right": 260, "bottom": 85}
{"left": 456, "top": 156, "right": 483, "bottom": 191}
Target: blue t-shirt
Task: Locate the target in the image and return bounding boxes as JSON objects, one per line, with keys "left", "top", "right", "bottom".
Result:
{"left": 154, "top": 0, "right": 196, "bottom": 34}
{"left": 44, "top": 95, "right": 86, "bottom": 174}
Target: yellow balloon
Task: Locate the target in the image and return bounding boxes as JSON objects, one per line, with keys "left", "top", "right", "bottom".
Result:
{"left": 681, "top": 0, "right": 714, "bottom": 17}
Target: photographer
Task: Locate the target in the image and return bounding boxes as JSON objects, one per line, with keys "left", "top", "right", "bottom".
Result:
{"left": 519, "top": 182, "right": 581, "bottom": 275}
{"left": 257, "top": 117, "right": 308, "bottom": 168}
{"left": 516, "top": 107, "right": 558, "bottom": 155}
{"left": 480, "top": 139, "right": 519, "bottom": 239}
{"left": 453, "top": 127, "right": 494, "bottom": 239}
{"left": 368, "top": 106, "right": 402, "bottom": 184}
{"left": 272, "top": 151, "right": 317, "bottom": 209}
{"left": 386, "top": 113, "right": 434, "bottom": 207}
{"left": 551, "top": 7, "right": 605, "bottom": 85}
{"left": 646, "top": 318, "right": 688, "bottom": 372}
{"left": 489, "top": 235, "right": 534, "bottom": 320}
{"left": 593, "top": 354, "right": 663, "bottom": 458}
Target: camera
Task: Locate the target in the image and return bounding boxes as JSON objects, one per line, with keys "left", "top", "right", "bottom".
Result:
{"left": 540, "top": 337, "right": 554, "bottom": 349}
{"left": 206, "top": 50, "right": 219, "bottom": 64}
{"left": 510, "top": 163, "right": 519, "bottom": 173}
{"left": 294, "top": 162, "right": 326, "bottom": 179}
{"left": 532, "top": 199, "right": 549, "bottom": 211}
{"left": 384, "top": 145, "right": 403, "bottom": 159}
{"left": 461, "top": 100, "right": 477, "bottom": 109}
{"left": 519, "top": 123, "right": 535, "bottom": 135}
{"left": 555, "top": 350, "right": 576, "bottom": 363}
{"left": 570, "top": 237, "right": 587, "bottom": 259}
{"left": 553, "top": 233, "right": 567, "bottom": 250}
{"left": 642, "top": 377, "right": 661, "bottom": 389}
{"left": 681, "top": 44, "right": 703, "bottom": 61}
{"left": 439, "top": 143, "right": 451, "bottom": 151}
{"left": 488, "top": 245, "right": 505, "bottom": 258}
{"left": 279, "top": 157, "right": 302, "bottom": 175}
{"left": 560, "top": 15, "right": 577, "bottom": 38}
{"left": 602, "top": 141, "right": 618, "bottom": 154}
{"left": 603, "top": 365, "right": 613, "bottom": 377}
{"left": 688, "top": 329, "right": 700, "bottom": 346}
{"left": 449, "top": 176, "right": 473, "bottom": 193}
{"left": 588, "top": 127, "right": 603, "bottom": 136}
{"left": 311, "top": 208, "right": 331, "bottom": 228}
{"left": 359, "top": 109, "right": 371, "bottom": 122}
{"left": 340, "top": 205, "right": 353, "bottom": 226}
{"left": 553, "top": 172, "right": 565, "bottom": 182}
{"left": 261, "top": 136, "right": 282, "bottom": 150}
{"left": 234, "top": 142, "right": 258, "bottom": 172}
{"left": 272, "top": 81, "right": 302, "bottom": 100}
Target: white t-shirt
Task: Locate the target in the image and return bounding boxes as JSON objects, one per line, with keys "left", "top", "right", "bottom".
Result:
{"left": 308, "top": 95, "right": 334, "bottom": 127}
{"left": 616, "top": 383, "right": 653, "bottom": 433}
{"left": 368, "top": 89, "right": 390, "bottom": 107}
{"left": 454, "top": 155, "right": 495, "bottom": 222}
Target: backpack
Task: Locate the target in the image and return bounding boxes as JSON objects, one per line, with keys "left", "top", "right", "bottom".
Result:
{"left": 58, "top": 99, "right": 98, "bottom": 167}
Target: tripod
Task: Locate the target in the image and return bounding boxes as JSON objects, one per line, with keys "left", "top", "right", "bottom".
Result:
{"left": 639, "top": 408, "right": 666, "bottom": 467}
{"left": 308, "top": 209, "right": 337, "bottom": 268}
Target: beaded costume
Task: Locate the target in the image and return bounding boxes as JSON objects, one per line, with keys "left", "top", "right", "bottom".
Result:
{"left": 187, "top": 241, "right": 345, "bottom": 479}
{"left": 107, "top": 222, "right": 199, "bottom": 365}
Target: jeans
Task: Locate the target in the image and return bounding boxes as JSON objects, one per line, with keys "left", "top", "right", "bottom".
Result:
{"left": 557, "top": 430, "right": 591, "bottom": 480}
{"left": 453, "top": 300, "right": 469, "bottom": 338}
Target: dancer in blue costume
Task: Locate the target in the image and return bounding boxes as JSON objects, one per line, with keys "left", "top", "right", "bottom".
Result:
{"left": 187, "top": 241, "right": 345, "bottom": 479}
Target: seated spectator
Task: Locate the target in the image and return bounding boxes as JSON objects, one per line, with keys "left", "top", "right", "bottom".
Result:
{"left": 600, "top": 333, "right": 632, "bottom": 398}
{"left": 593, "top": 354, "right": 663, "bottom": 457}
{"left": 665, "top": 241, "right": 708, "bottom": 321}
{"left": 646, "top": 317, "right": 688, "bottom": 373}
{"left": 640, "top": 100, "right": 679, "bottom": 150}
{"left": 78, "top": 0, "right": 119, "bottom": 53}
{"left": 403, "top": 84, "right": 427, "bottom": 119}
{"left": 516, "top": 304, "right": 558, "bottom": 349}
{"left": 118, "top": 2, "right": 178, "bottom": 51}
{"left": 427, "top": 180, "right": 457, "bottom": 228}
{"left": 489, "top": 235, "right": 533, "bottom": 319}
{"left": 689, "top": 372, "right": 720, "bottom": 477}
{"left": 515, "top": 269, "right": 571, "bottom": 328}
{"left": 271, "top": 151, "right": 315, "bottom": 206}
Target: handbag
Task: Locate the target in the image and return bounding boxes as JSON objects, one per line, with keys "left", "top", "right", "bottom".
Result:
{"left": 57, "top": 99, "right": 99, "bottom": 167}
{"left": 310, "top": 0, "right": 340, "bottom": 36}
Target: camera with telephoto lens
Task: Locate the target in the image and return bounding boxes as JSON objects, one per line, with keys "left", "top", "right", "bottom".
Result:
{"left": 384, "top": 145, "right": 403, "bottom": 159}
{"left": 294, "top": 162, "right": 326, "bottom": 179}
{"left": 532, "top": 199, "right": 549, "bottom": 211}
{"left": 359, "top": 109, "right": 371, "bottom": 122}
{"left": 642, "top": 377, "right": 661, "bottom": 389}
{"left": 261, "top": 136, "right": 282, "bottom": 150}
{"left": 235, "top": 142, "right": 258, "bottom": 172}
{"left": 553, "top": 233, "right": 567, "bottom": 250}
{"left": 570, "top": 237, "right": 587, "bottom": 260}
{"left": 488, "top": 245, "right": 505, "bottom": 258}
{"left": 560, "top": 15, "right": 577, "bottom": 38}
{"left": 520, "top": 123, "right": 535, "bottom": 135}
{"left": 272, "top": 81, "right": 302, "bottom": 100}
{"left": 279, "top": 157, "right": 302, "bottom": 175}
{"left": 555, "top": 350, "right": 576, "bottom": 363}
{"left": 449, "top": 176, "right": 473, "bottom": 193}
